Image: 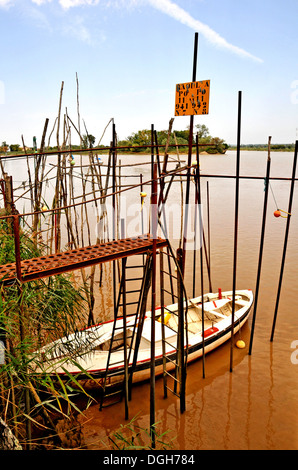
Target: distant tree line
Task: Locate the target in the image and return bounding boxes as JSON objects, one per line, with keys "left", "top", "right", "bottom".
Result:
{"left": 1, "top": 126, "right": 229, "bottom": 154}
{"left": 118, "top": 124, "right": 229, "bottom": 154}
{"left": 2, "top": 133, "right": 296, "bottom": 155}
{"left": 229, "top": 143, "right": 296, "bottom": 151}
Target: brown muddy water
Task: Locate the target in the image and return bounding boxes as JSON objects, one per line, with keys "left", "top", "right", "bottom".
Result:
{"left": 77, "top": 149, "right": 298, "bottom": 451}
{"left": 5, "top": 149, "right": 298, "bottom": 450}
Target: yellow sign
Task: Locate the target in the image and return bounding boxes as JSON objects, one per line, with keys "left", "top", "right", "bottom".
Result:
{"left": 175, "top": 80, "right": 210, "bottom": 116}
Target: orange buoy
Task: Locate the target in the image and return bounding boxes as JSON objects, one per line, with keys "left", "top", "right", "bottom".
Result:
{"left": 274, "top": 210, "right": 281, "bottom": 218}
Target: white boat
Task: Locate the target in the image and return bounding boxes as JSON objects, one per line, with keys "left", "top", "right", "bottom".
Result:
{"left": 34, "top": 289, "right": 253, "bottom": 386}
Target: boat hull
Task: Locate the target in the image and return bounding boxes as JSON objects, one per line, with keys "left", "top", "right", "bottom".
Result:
{"left": 33, "top": 289, "right": 253, "bottom": 386}
{"left": 130, "top": 306, "right": 250, "bottom": 385}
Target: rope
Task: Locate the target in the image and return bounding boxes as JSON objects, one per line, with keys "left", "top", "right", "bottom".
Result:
{"left": 268, "top": 181, "right": 279, "bottom": 209}
{"left": 268, "top": 181, "right": 292, "bottom": 218}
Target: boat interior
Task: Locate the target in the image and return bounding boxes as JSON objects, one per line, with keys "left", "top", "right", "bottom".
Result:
{"left": 40, "top": 293, "right": 251, "bottom": 360}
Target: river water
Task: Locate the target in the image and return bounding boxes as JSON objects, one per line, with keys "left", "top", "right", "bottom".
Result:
{"left": 77, "top": 149, "right": 298, "bottom": 450}
{"left": 3, "top": 149, "right": 298, "bottom": 450}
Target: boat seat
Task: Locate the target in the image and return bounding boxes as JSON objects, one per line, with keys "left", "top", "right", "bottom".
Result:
{"left": 187, "top": 321, "right": 202, "bottom": 335}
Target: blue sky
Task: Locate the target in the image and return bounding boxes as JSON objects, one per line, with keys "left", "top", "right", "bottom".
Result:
{"left": 0, "top": 0, "right": 297, "bottom": 147}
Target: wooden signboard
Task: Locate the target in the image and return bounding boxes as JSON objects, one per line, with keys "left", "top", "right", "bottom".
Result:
{"left": 175, "top": 80, "right": 210, "bottom": 116}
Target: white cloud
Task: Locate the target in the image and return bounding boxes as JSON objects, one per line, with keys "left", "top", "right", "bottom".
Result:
{"left": 147, "top": 0, "right": 263, "bottom": 63}
{"left": 61, "top": 15, "right": 94, "bottom": 44}
{"left": 6, "top": 0, "right": 262, "bottom": 62}
{"left": 58, "top": 0, "right": 139, "bottom": 8}
{"left": 31, "top": 0, "right": 52, "bottom": 5}
{"left": 25, "top": 5, "right": 53, "bottom": 31}
{"left": 0, "top": 0, "right": 13, "bottom": 8}
{"left": 59, "top": 0, "right": 100, "bottom": 9}
{"left": 52, "top": 0, "right": 264, "bottom": 62}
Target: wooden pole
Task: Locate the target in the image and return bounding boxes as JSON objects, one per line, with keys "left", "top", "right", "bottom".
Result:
{"left": 270, "top": 140, "right": 298, "bottom": 341}
{"left": 121, "top": 222, "right": 129, "bottom": 420}
{"left": 177, "top": 247, "right": 186, "bottom": 413}
{"left": 112, "top": 123, "right": 117, "bottom": 320}
{"left": 150, "top": 162, "right": 158, "bottom": 448}
{"left": 195, "top": 135, "right": 205, "bottom": 378}
{"left": 206, "top": 181, "right": 212, "bottom": 292}
{"left": 249, "top": 137, "right": 271, "bottom": 354}
{"left": 230, "top": 91, "right": 242, "bottom": 372}
{"left": 182, "top": 32, "right": 198, "bottom": 274}
{"left": 160, "top": 249, "right": 167, "bottom": 398}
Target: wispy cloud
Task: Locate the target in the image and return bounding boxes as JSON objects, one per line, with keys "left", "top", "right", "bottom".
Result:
{"left": 31, "top": 0, "right": 53, "bottom": 5}
{"left": 61, "top": 15, "right": 94, "bottom": 44}
{"left": 52, "top": 0, "right": 264, "bottom": 62}
{"left": 59, "top": 0, "right": 100, "bottom": 8}
{"left": 54, "top": 0, "right": 263, "bottom": 63}
{"left": 2, "top": 0, "right": 263, "bottom": 61}
{"left": 57, "top": 0, "right": 138, "bottom": 9}
{"left": 0, "top": 0, "right": 14, "bottom": 8}
{"left": 24, "top": 4, "right": 53, "bottom": 31}
{"left": 147, "top": 0, "right": 263, "bottom": 63}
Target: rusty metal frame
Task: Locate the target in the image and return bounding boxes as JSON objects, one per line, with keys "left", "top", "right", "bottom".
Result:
{"left": 0, "top": 235, "right": 168, "bottom": 285}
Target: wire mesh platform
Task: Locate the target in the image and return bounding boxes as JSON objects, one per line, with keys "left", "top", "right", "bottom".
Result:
{"left": 0, "top": 235, "right": 168, "bottom": 285}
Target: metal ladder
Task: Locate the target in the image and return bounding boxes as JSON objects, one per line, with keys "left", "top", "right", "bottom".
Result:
{"left": 159, "top": 246, "right": 187, "bottom": 413}
{"left": 99, "top": 252, "right": 152, "bottom": 416}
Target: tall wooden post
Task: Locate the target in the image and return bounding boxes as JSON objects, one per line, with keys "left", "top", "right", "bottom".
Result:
{"left": 150, "top": 162, "right": 158, "bottom": 448}
{"left": 249, "top": 137, "right": 271, "bottom": 354}
{"left": 182, "top": 32, "right": 199, "bottom": 274}
{"left": 177, "top": 248, "right": 186, "bottom": 413}
{"left": 270, "top": 140, "right": 298, "bottom": 341}
{"left": 230, "top": 91, "right": 242, "bottom": 372}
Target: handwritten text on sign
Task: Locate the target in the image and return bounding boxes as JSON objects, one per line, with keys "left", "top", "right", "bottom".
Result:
{"left": 175, "top": 80, "right": 210, "bottom": 116}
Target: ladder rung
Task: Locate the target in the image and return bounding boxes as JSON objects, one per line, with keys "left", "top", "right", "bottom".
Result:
{"left": 125, "top": 265, "right": 144, "bottom": 269}
{"left": 165, "top": 385, "right": 180, "bottom": 397}
{"left": 106, "top": 368, "right": 125, "bottom": 376}
{"left": 100, "top": 395, "right": 122, "bottom": 408}
{"left": 164, "top": 355, "right": 178, "bottom": 366}
{"left": 119, "top": 301, "right": 139, "bottom": 307}
{"left": 103, "top": 388, "right": 123, "bottom": 398}
{"left": 163, "top": 306, "right": 175, "bottom": 313}
{"left": 160, "top": 270, "right": 178, "bottom": 280}
{"left": 163, "top": 339, "right": 177, "bottom": 348}
{"left": 113, "top": 325, "right": 125, "bottom": 331}
{"left": 165, "top": 370, "right": 180, "bottom": 382}
{"left": 112, "top": 322, "right": 136, "bottom": 328}
{"left": 163, "top": 252, "right": 176, "bottom": 260}
{"left": 162, "top": 288, "right": 178, "bottom": 298}
{"left": 107, "top": 361, "right": 123, "bottom": 368}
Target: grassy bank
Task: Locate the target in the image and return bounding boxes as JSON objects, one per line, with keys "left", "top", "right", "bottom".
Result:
{"left": 229, "top": 144, "right": 296, "bottom": 151}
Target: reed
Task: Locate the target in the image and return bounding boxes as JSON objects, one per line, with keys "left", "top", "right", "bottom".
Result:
{"left": 0, "top": 219, "right": 93, "bottom": 449}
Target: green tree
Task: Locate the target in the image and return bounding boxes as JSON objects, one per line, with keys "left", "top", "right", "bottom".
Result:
{"left": 206, "top": 137, "right": 228, "bottom": 154}
{"left": 82, "top": 134, "right": 95, "bottom": 149}
{"left": 9, "top": 144, "right": 20, "bottom": 152}
{"left": 195, "top": 124, "right": 210, "bottom": 140}
{"left": 1, "top": 141, "right": 8, "bottom": 153}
